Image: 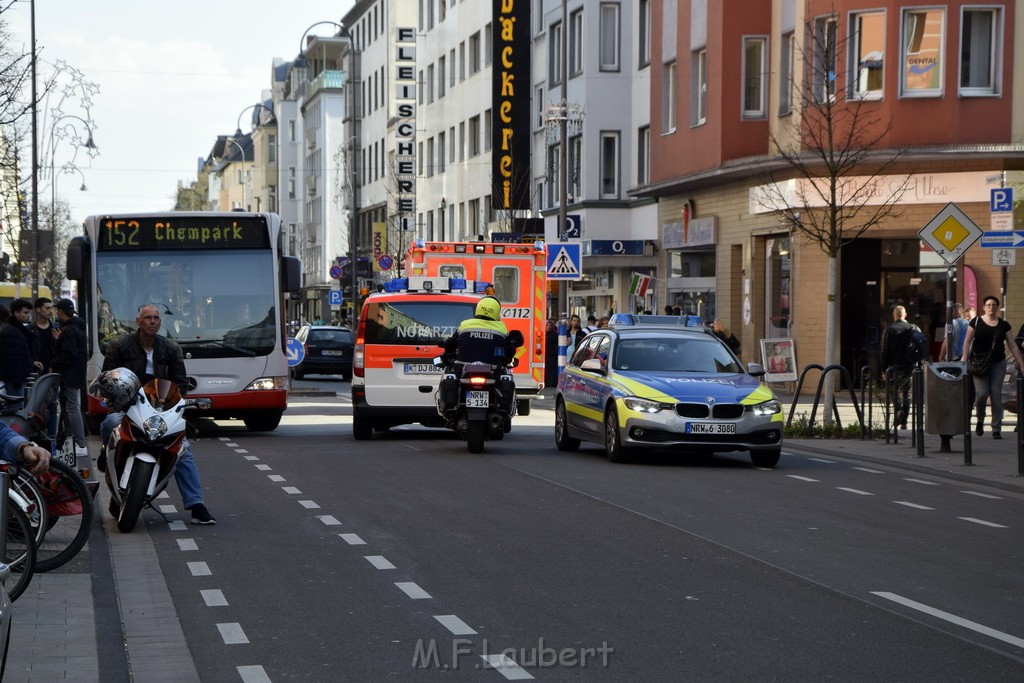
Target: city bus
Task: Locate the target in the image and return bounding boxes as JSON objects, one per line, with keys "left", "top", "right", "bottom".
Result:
{"left": 0, "top": 282, "right": 52, "bottom": 310}
{"left": 66, "top": 212, "right": 301, "bottom": 431}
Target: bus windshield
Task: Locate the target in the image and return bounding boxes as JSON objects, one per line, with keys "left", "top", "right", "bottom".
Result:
{"left": 96, "top": 249, "right": 277, "bottom": 357}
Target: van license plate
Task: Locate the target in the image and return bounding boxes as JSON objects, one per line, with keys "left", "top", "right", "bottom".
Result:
{"left": 686, "top": 422, "right": 736, "bottom": 434}
{"left": 321, "top": 350, "right": 344, "bottom": 356}
{"left": 404, "top": 363, "right": 441, "bottom": 374}
{"left": 465, "top": 391, "right": 489, "bottom": 408}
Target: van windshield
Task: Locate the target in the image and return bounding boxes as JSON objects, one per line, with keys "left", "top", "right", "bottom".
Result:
{"left": 363, "top": 300, "right": 476, "bottom": 345}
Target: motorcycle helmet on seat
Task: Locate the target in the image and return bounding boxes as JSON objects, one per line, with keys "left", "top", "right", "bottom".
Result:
{"left": 475, "top": 296, "right": 501, "bottom": 322}
{"left": 88, "top": 368, "right": 142, "bottom": 412}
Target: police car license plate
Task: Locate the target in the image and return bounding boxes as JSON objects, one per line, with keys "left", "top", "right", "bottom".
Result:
{"left": 465, "top": 391, "right": 489, "bottom": 408}
{"left": 686, "top": 422, "right": 736, "bottom": 435}
{"left": 403, "top": 363, "right": 441, "bottom": 374}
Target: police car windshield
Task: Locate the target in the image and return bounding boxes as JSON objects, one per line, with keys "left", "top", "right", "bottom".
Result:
{"left": 614, "top": 337, "right": 742, "bottom": 373}
{"left": 364, "top": 300, "right": 476, "bottom": 345}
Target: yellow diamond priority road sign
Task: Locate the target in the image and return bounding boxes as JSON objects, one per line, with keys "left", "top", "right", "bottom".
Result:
{"left": 918, "top": 202, "right": 983, "bottom": 265}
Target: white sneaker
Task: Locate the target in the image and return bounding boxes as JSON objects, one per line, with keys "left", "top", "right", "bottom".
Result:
{"left": 74, "top": 445, "right": 89, "bottom": 457}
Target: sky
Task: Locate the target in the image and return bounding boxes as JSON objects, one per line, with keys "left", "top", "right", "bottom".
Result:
{"left": 8, "top": 0, "right": 354, "bottom": 225}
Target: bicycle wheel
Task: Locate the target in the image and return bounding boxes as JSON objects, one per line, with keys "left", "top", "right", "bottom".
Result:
{"left": 33, "top": 459, "right": 94, "bottom": 572}
{"left": 5, "top": 503, "right": 37, "bottom": 602}
{"left": 9, "top": 470, "right": 49, "bottom": 549}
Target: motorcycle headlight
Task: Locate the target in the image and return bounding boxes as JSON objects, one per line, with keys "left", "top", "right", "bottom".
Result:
{"left": 142, "top": 415, "right": 168, "bottom": 441}
{"left": 750, "top": 399, "right": 783, "bottom": 417}
{"left": 622, "top": 397, "right": 667, "bottom": 414}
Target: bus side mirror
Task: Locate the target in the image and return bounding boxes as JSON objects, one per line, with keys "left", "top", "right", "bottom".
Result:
{"left": 281, "top": 256, "right": 301, "bottom": 292}
{"left": 66, "top": 236, "right": 88, "bottom": 281}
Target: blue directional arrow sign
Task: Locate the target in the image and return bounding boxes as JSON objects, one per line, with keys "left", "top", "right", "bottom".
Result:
{"left": 285, "top": 337, "right": 305, "bottom": 367}
{"left": 979, "top": 231, "right": 1024, "bottom": 248}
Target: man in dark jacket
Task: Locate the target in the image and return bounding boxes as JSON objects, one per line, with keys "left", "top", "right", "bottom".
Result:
{"left": 100, "top": 304, "right": 216, "bottom": 524}
{"left": 0, "top": 298, "right": 43, "bottom": 396}
{"left": 880, "top": 305, "right": 921, "bottom": 430}
{"left": 51, "top": 299, "right": 90, "bottom": 460}
{"left": 31, "top": 297, "right": 59, "bottom": 439}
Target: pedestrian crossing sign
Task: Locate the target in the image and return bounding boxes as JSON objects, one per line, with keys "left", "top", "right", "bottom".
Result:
{"left": 546, "top": 242, "right": 582, "bottom": 280}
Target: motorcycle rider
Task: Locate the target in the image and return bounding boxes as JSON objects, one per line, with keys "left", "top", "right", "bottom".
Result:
{"left": 99, "top": 304, "right": 216, "bottom": 524}
{"left": 441, "top": 296, "right": 518, "bottom": 366}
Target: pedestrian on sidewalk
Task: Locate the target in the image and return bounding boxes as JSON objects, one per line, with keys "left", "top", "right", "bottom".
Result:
{"left": 50, "top": 299, "right": 91, "bottom": 461}
{"left": 0, "top": 298, "right": 43, "bottom": 397}
{"left": 961, "top": 295, "right": 1024, "bottom": 439}
{"left": 939, "top": 303, "right": 969, "bottom": 361}
{"left": 30, "top": 297, "right": 60, "bottom": 439}
{"left": 881, "top": 305, "right": 920, "bottom": 429}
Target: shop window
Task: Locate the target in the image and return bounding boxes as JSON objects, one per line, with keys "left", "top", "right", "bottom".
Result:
{"left": 765, "top": 237, "right": 792, "bottom": 338}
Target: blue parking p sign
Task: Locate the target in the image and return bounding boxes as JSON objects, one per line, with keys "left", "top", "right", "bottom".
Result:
{"left": 991, "top": 188, "right": 1014, "bottom": 213}
{"left": 328, "top": 290, "right": 343, "bottom": 306}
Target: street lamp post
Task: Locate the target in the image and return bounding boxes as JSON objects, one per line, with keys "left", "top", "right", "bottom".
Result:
{"left": 439, "top": 197, "right": 446, "bottom": 242}
{"left": 49, "top": 115, "right": 96, "bottom": 245}
{"left": 225, "top": 137, "right": 248, "bottom": 211}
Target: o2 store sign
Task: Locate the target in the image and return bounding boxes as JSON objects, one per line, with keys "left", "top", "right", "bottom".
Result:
{"left": 582, "top": 240, "right": 644, "bottom": 256}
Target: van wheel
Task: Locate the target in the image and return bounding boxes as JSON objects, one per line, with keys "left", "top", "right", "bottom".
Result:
{"left": 516, "top": 399, "right": 531, "bottom": 416}
{"left": 352, "top": 413, "right": 372, "bottom": 440}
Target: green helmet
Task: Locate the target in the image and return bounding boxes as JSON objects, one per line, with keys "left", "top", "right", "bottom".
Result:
{"left": 475, "top": 296, "right": 501, "bottom": 321}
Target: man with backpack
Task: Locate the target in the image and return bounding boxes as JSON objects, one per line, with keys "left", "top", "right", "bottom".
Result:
{"left": 881, "top": 305, "right": 926, "bottom": 429}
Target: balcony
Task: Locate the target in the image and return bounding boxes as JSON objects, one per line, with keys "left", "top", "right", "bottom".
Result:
{"left": 308, "top": 69, "right": 345, "bottom": 98}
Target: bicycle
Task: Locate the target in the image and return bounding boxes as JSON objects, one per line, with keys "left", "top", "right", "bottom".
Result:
{"left": 4, "top": 492, "right": 37, "bottom": 602}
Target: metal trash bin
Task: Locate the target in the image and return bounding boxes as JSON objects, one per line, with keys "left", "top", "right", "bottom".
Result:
{"left": 924, "top": 362, "right": 967, "bottom": 435}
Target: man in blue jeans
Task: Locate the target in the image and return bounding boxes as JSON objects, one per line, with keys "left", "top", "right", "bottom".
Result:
{"left": 100, "top": 304, "right": 215, "bottom": 524}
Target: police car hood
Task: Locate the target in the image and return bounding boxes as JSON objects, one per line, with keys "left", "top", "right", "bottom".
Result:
{"left": 614, "top": 370, "right": 768, "bottom": 403}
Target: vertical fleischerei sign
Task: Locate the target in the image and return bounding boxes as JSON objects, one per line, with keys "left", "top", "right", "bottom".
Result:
{"left": 492, "top": 0, "right": 532, "bottom": 212}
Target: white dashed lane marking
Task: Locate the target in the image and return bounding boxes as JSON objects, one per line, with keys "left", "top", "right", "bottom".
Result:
{"left": 905, "top": 478, "right": 940, "bottom": 486}
{"left": 177, "top": 539, "right": 198, "bottom": 551}
{"left": 808, "top": 458, "right": 837, "bottom": 464}
{"left": 872, "top": 592, "right": 1024, "bottom": 649}
{"left": 852, "top": 467, "right": 885, "bottom": 474}
{"left": 157, "top": 491, "right": 170, "bottom": 499}
{"left": 202, "top": 589, "right": 228, "bottom": 606}
{"left": 159, "top": 505, "right": 178, "bottom": 514}
{"left": 282, "top": 486, "right": 301, "bottom": 494}
{"left": 217, "top": 622, "right": 250, "bottom": 645}
{"left": 299, "top": 500, "right": 321, "bottom": 509}
{"left": 244, "top": 455, "right": 259, "bottom": 461}
{"left": 319, "top": 515, "right": 341, "bottom": 525}
{"left": 435, "top": 615, "right": 477, "bottom": 635}
{"left": 395, "top": 582, "right": 431, "bottom": 599}
{"left": 237, "top": 665, "right": 272, "bottom": 683}
{"left": 959, "top": 517, "right": 1008, "bottom": 528}
{"left": 168, "top": 520, "right": 187, "bottom": 531}
{"left": 339, "top": 533, "right": 365, "bottom": 545}
{"left": 366, "top": 556, "right": 396, "bottom": 569}
{"left": 268, "top": 475, "right": 285, "bottom": 482}
{"left": 962, "top": 490, "right": 1001, "bottom": 499}
{"left": 482, "top": 654, "right": 534, "bottom": 680}
{"left": 225, "top": 442, "right": 239, "bottom": 448}
{"left": 234, "top": 448, "right": 249, "bottom": 454}
{"left": 255, "top": 464, "right": 272, "bottom": 471}
{"left": 188, "top": 562, "right": 212, "bottom": 577}
{"left": 894, "top": 501, "right": 935, "bottom": 510}
{"left": 837, "top": 487, "right": 874, "bottom": 496}
{"left": 787, "top": 475, "right": 820, "bottom": 482}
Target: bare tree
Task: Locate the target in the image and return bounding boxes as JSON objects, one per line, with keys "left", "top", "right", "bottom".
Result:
{"left": 755, "top": 12, "right": 912, "bottom": 419}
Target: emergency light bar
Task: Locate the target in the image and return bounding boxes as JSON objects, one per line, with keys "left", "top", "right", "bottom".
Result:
{"left": 382, "top": 277, "right": 492, "bottom": 294}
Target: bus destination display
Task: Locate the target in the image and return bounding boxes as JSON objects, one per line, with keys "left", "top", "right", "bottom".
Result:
{"left": 97, "top": 216, "right": 271, "bottom": 250}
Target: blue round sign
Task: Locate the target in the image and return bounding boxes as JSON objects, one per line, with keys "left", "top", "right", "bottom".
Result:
{"left": 378, "top": 254, "right": 394, "bottom": 270}
{"left": 329, "top": 265, "right": 343, "bottom": 279}
{"left": 285, "top": 337, "right": 305, "bottom": 368}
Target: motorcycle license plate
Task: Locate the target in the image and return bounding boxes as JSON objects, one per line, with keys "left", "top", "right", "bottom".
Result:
{"left": 465, "top": 391, "right": 489, "bottom": 408}
{"left": 686, "top": 422, "right": 736, "bottom": 435}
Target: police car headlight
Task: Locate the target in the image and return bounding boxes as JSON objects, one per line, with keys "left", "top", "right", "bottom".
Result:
{"left": 622, "top": 397, "right": 666, "bottom": 414}
{"left": 142, "top": 415, "right": 168, "bottom": 441}
{"left": 750, "top": 399, "right": 782, "bottom": 416}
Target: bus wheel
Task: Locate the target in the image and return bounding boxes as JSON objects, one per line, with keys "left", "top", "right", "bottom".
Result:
{"left": 243, "top": 411, "right": 283, "bottom": 432}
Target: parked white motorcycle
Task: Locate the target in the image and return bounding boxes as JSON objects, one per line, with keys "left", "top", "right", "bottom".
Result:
{"left": 89, "top": 368, "right": 210, "bottom": 532}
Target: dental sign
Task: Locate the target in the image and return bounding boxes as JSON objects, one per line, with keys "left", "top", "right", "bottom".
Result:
{"left": 97, "top": 216, "right": 271, "bottom": 250}
{"left": 394, "top": 27, "right": 416, "bottom": 231}
{"left": 492, "top": 0, "right": 531, "bottom": 212}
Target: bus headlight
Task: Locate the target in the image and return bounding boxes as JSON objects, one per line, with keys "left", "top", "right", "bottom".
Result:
{"left": 245, "top": 377, "right": 287, "bottom": 391}
{"left": 142, "top": 415, "right": 168, "bottom": 441}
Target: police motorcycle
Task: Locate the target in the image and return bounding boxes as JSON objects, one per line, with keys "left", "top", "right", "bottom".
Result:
{"left": 89, "top": 368, "right": 210, "bottom": 532}
{"left": 435, "top": 329, "right": 525, "bottom": 454}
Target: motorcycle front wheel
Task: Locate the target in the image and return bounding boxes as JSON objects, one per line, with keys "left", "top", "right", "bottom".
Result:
{"left": 117, "top": 460, "right": 155, "bottom": 533}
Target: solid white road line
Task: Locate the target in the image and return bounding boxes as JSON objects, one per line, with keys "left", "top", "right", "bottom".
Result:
{"left": 339, "top": 533, "right": 365, "bottom": 545}
{"left": 318, "top": 515, "right": 341, "bottom": 525}
{"left": 268, "top": 475, "right": 285, "bottom": 482}
{"left": 894, "top": 501, "right": 935, "bottom": 510}
{"left": 961, "top": 490, "right": 1001, "bottom": 499}
{"left": 201, "top": 589, "right": 228, "bottom": 606}
{"left": 836, "top": 487, "right": 874, "bottom": 496}
{"left": 188, "top": 561, "right": 212, "bottom": 577}
{"left": 237, "top": 665, "right": 272, "bottom": 683}
{"left": 435, "top": 615, "right": 477, "bottom": 636}
{"left": 481, "top": 654, "right": 534, "bottom": 680}
{"left": 872, "top": 592, "right": 1024, "bottom": 649}
{"left": 395, "top": 582, "right": 431, "bottom": 599}
{"left": 786, "top": 475, "right": 820, "bottom": 482}
{"left": 852, "top": 467, "right": 885, "bottom": 474}
{"left": 365, "top": 556, "right": 395, "bottom": 569}
{"left": 217, "top": 622, "right": 250, "bottom": 645}
{"left": 177, "top": 539, "right": 198, "bottom": 551}
{"left": 958, "top": 517, "right": 1008, "bottom": 528}
{"left": 299, "top": 500, "right": 321, "bottom": 509}
{"left": 904, "top": 478, "right": 940, "bottom": 486}
{"left": 282, "top": 486, "right": 301, "bottom": 494}
{"left": 255, "top": 464, "right": 272, "bottom": 471}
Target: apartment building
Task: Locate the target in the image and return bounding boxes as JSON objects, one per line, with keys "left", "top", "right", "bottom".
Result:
{"left": 638, "top": 0, "right": 1024, "bottom": 376}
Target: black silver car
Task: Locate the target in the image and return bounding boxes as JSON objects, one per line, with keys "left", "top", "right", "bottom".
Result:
{"left": 293, "top": 325, "right": 354, "bottom": 380}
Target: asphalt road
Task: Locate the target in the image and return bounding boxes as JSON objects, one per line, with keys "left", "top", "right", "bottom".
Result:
{"left": 130, "top": 386, "right": 1024, "bottom": 680}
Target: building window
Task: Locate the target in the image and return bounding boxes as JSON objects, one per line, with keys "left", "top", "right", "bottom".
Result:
{"left": 484, "top": 23, "right": 493, "bottom": 67}
{"left": 637, "top": 125, "right": 650, "bottom": 186}
{"left": 742, "top": 36, "right": 767, "bottom": 118}
{"left": 449, "top": 48, "right": 456, "bottom": 87}
{"left": 600, "top": 131, "right": 620, "bottom": 198}
{"left": 438, "top": 131, "right": 446, "bottom": 173}
{"left": 288, "top": 120, "right": 296, "bottom": 143}
{"left": 813, "top": 15, "right": 838, "bottom": 103}
{"left": 536, "top": 85, "right": 545, "bottom": 129}
{"left": 549, "top": 21, "right": 563, "bottom": 85}
{"left": 851, "top": 11, "right": 885, "bottom": 99}
{"left": 639, "top": 0, "right": 651, "bottom": 67}
{"left": 569, "top": 135, "right": 582, "bottom": 200}
{"left": 427, "top": 64, "right": 435, "bottom": 103}
{"left": 569, "top": 9, "right": 583, "bottom": 77}
{"left": 459, "top": 41, "right": 466, "bottom": 81}
{"left": 438, "top": 56, "right": 446, "bottom": 98}
{"left": 779, "top": 31, "right": 794, "bottom": 115}
{"left": 547, "top": 143, "right": 560, "bottom": 206}
{"left": 960, "top": 8, "right": 1000, "bottom": 95}
{"left": 268, "top": 134, "right": 277, "bottom": 163}
{"left": 469, "top": 31, "right": 481, "bottom": 74}
{"left": 901, "top": 8, "right": 944, "bottom": 96}
{"left": 599, "top": 3, "right": 620, "bottom": 72}
{"left": 690, "top": 49, "right": 706, "bottom": 126}
{"left": 662, "top": 60, "right": 677, "bottom": 133}
{"left": 449, "top": 126, "right": 456, "bottom": 163}
{"left": 468, "top": 115, "right": 480, "bottom": 156}
{"left": 484, "top": 109, "right": 492, "bottom": 152}
{"left": 459, "top": 122, "right": 465, "bottom": 161}
{"left": 288, "top": 167, "right": 296, "bottom": 200}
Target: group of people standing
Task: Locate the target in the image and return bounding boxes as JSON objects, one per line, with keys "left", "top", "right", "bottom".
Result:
{"left": 0, "top": 297, "right": 89, "bottom": 458}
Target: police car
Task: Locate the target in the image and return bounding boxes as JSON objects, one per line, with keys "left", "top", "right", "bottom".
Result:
{"left": 350, "top": 277, "right": 487, "bottom": 439}
{"left": 554, "top": 326, "right": 783, "bottom": 466}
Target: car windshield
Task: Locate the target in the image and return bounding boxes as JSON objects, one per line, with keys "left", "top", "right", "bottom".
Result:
{"left": 308, "top": 329, "right": 353, "bottom": 344}
{"left": 363, "top": 300, "right": 476, "bottom": 345}
{"left": 614, "top": 337, "right": 742, "bottom": 373}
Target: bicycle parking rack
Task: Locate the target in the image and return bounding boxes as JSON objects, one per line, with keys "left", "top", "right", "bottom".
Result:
{"left": 786, "top": 363, "right": 866, "bottom": 438}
